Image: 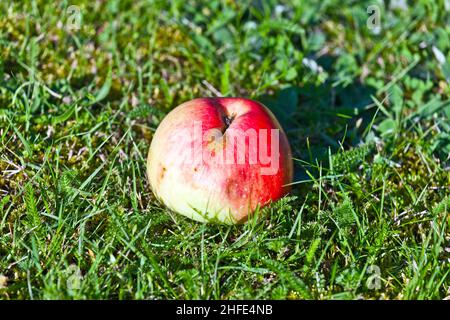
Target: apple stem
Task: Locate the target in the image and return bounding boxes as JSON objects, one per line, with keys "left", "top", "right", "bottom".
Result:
{"left": 223, "top": 113, "right": 236, "bottom": 132}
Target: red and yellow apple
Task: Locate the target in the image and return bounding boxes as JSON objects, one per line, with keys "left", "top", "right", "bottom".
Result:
{"left": 147, "top": 97, "right": 293, "bottom": 224}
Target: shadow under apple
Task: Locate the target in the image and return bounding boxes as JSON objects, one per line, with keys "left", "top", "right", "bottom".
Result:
{"left": 257, "top": 79, "right": 377, "bottom": 184}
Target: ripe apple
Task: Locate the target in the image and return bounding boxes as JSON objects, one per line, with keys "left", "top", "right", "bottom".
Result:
{"left": 147, "top": 97, "right": 293, "bottom": 224}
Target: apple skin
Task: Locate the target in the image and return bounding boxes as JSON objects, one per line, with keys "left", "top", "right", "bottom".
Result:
{"left": 147, "top": 97, "right": 293, "bottom": 224}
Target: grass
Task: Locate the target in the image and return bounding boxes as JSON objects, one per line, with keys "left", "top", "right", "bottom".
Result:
{"left": 0, "top": 0, "right": 449, "bottom": 299}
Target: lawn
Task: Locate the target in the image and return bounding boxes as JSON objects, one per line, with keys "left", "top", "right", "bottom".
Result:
{"left": 0, "top": 0, "right": 449, "bottom": 299}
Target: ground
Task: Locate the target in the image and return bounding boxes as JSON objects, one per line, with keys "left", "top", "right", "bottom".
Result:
{"left": 0, "top": 0, "right": 449, "bottom": 299}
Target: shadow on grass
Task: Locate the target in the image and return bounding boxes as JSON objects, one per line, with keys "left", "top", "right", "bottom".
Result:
{"left": 258, "top": 78, "right": 377, "bottom": 183}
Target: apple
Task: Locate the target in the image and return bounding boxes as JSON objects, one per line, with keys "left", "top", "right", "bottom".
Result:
{"left": 147, "top": 97, "right": 293, "bottom": 224}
